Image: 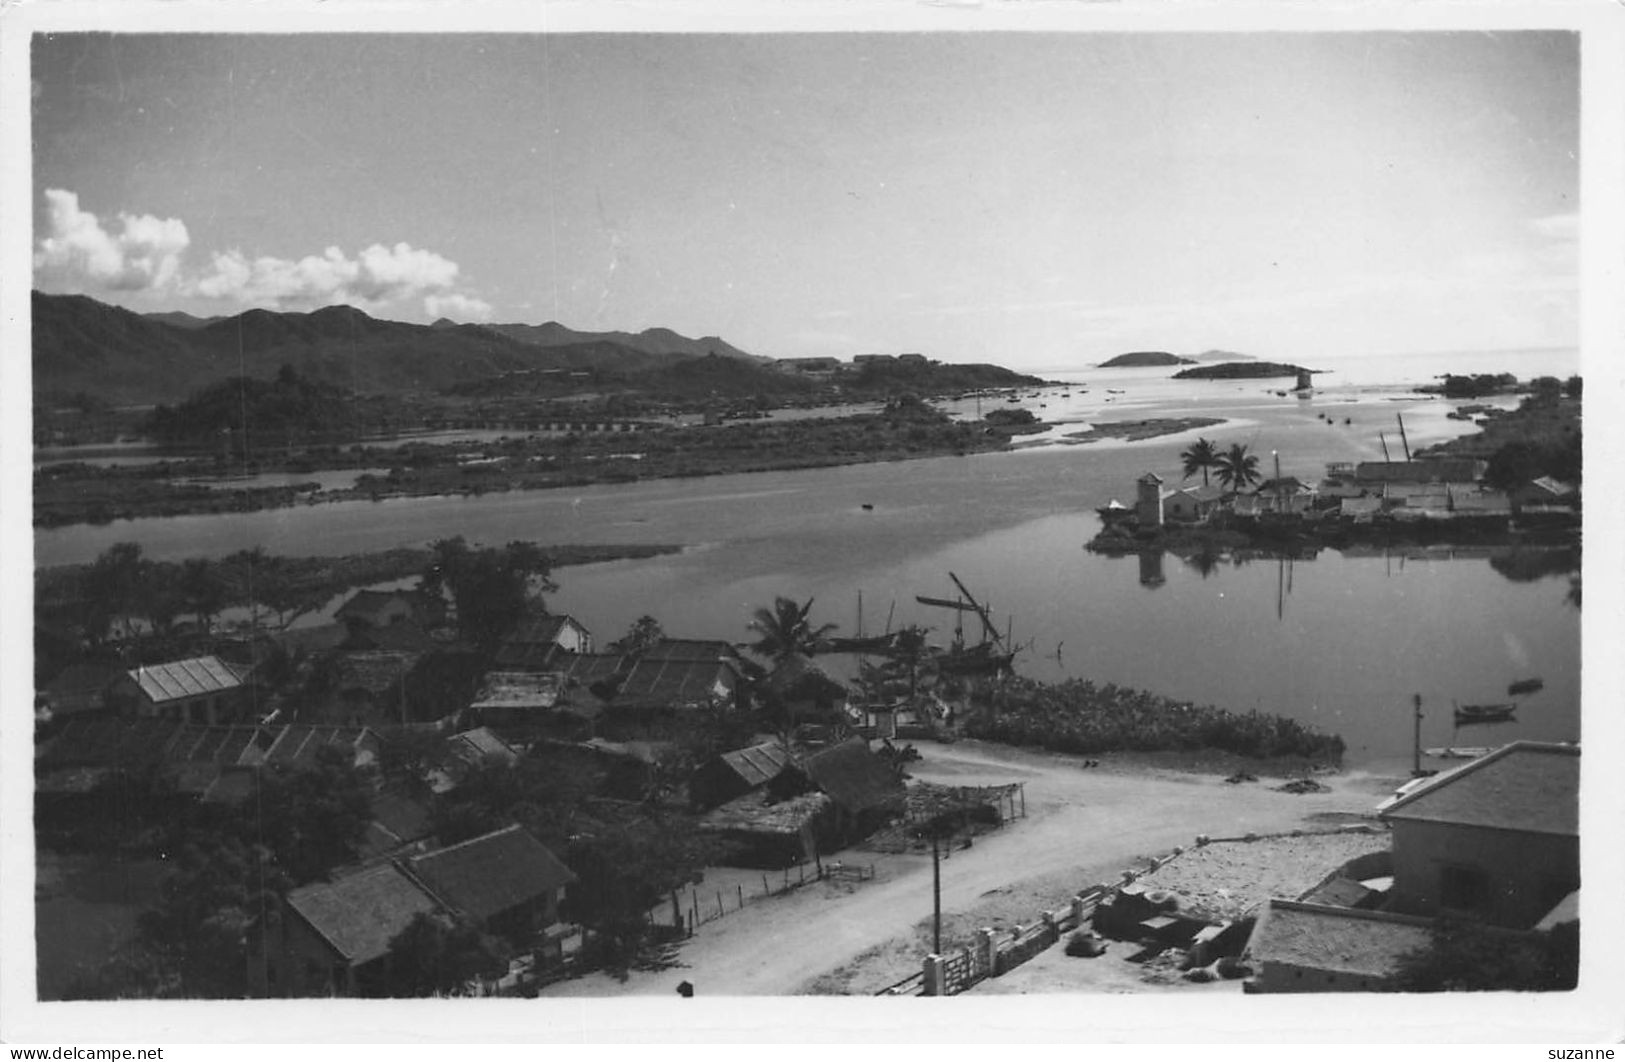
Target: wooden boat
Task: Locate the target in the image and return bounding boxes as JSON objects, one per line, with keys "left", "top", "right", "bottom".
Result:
{"left": 1424, "top": 746, "right": 1492, "bottom": 760}
{"left": 1454, "top": 703, "right": 1517, "bottom": 725}
{"left": 1507, "top": 677, "right": 1544, "bottom": 696}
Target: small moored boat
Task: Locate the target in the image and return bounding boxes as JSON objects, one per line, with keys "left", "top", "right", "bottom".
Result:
{"left": 1454, "top": 702, "right": 1517, "bottom": 725}
{"left": 1507, "top": 677, "right": 1544, "bottom": 697}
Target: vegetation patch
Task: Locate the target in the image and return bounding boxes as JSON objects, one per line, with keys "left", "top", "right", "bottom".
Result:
{"left": 964, "top": 677, "right": 1346, "bottom": 763}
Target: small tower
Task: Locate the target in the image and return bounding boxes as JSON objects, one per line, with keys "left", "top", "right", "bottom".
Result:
{"left": 1135, "top": 472, "right": 1165, "bottom": 528}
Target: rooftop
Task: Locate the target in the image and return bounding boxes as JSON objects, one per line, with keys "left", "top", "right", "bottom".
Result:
{"left": 470, "top": 671, "right": 562, "bottom": 711}
{"left": 1377, "top": 741, "right": 1579, "bottom": 836}
{"left": 1244, "top": 900, "right": 1435, "bottom": 979}
{"left": 718, "top": 741, "right": 794, "bottom": 789}
{"left": 128, "top": 656, "right": 243, "bottom": 704}
{"left": 406, "top": 824, "right": 576, "bottom": 923}
{"left": 286, "top": 862, "right": 441, "bottom": 966}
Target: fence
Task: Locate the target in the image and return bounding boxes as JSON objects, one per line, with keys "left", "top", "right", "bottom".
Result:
{"left": 912, "top": 883, "right": 1112, "bottom": 996}
{"left": 661, "top": 860, "right": 878, "bottom": 936}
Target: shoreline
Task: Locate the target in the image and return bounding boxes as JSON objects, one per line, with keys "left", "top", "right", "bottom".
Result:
{"left": 33, "top": 413, "right": 1219, "bottom": 530}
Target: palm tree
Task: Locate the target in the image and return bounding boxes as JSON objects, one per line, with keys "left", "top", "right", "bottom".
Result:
{"left": 747, "top": 596, "right": 838, "bottom": 662}
{"left": 1180, "top": 437, "right": 1220, "bottom": 486}
{"left": 1215, "top": 443, "right": 1262, "bottom": 494}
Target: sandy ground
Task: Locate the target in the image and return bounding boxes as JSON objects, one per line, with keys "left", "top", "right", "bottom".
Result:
{"left": 540, "top": 740, "right": 1405, "bottom": 998}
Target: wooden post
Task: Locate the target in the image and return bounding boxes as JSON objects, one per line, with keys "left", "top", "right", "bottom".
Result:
{"left": 932, "top": 833, "right": 942, "bottom": 955}
{"left": 762, "top": 874, "right": 770, "bottom": 896}
{"left": 716, "top": 891, "right": 724, "bottom": 918}
{"left": 737, "top": 883, "right": 744, "bottom": 909}
{"left": 1412, "top": 693, "right": 1424, "bottom": 777}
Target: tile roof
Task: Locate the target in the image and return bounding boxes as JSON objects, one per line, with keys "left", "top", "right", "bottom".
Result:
{"left": 639, "top": 639, "right": 741, "bottom": 663}
{"left": 1377, "top": 741, "right": 1578, "bottom": 836}
{"left": 1244, "top": 900, "right": 1434, "bottom": 979}
{"left": 718, "top": 741, "right": 794, "bottom": 789}
{"left": 286, "top": 862, "right": 441, "bottom": 966}
{"left": 129, "top": 656, "right": 243, "bottom": 704}
{"left": 801, "top": 737, "right": 905, "bottom": 814}
{"left": 406, "top": 825, "right": 576, "bottom": 923}
{"left": 615, "top": 657, "right": 735, "bottom": 708}
{"left": 558, "top": 653, "right": 626, "bottom": 687}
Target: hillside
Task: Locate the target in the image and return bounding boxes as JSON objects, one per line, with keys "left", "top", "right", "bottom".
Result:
{"left": 1097, "top": 351, "right": 1196, "bottom": 368}
{"left": 32, "top": 292, "right": 762, "bottom": 405}
{"left": 486, "top": 321, "right": 761, "bottom": 362}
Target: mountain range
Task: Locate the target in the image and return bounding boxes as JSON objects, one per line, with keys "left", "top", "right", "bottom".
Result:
{"left": 31, "top": 292, "right": 769, "bottom": 406}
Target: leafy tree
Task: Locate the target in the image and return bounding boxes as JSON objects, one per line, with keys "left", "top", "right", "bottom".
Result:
{"left": 1179, "top": 437, "right": 1220, "bottom": 486}
{"left": 610, "top": 615, "right": 666, "bottom": 656}
{"left": 1214, "top": 443, "right": 1262, "bottom": 493}
{"left": 179, "top": 557, "right": 232, "bottom": 635}
{"left": 421, "top": 536, "right": 557, "bottom": 650}
{"left": 1564, "top": 375, "right": 1582, "bottom": 399}
{"left": 239, "top": 746, "right": 372, "bottom": 885}
{"left": 138, "top": 834, "right": 289, "bottom": 998}
{"left": 379, "top": 913, "right": 511, "bottom": 997}
{"left": 85, "top": 541, "right": 148, "bottom": 644}
{"left": 563, "top": 810, "right": 728, "bottom": 978}
{"left": 746, "top": 596, "right": 838, "bottom": 662}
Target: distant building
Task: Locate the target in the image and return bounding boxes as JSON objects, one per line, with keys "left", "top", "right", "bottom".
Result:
{"left": 1508, "top": 476, "right": 1578, "bottom": 514}
{"left": 1134, "top": 472, "right": 1165, "bottom": 528}
{"left": 493, "top": 613, "right": 594, "bottom": 670}
{"left": 1354, "top": 459, "right": 1484, "bottom": 485}
{"left": 852, "top": 354, "right": 897, "bottom": 366}
{"left": 1164, "top": 483, "right": 1225, "bottom": 523}
{"left": 775, "top": 356, "right": 843, "bottom": 374}
{"left": 335, "top": 589, "right": 444, "bottom": 632}
{"left": 1377, "top": 741, "right": 1578, "bottom": 929}
{"left": 896, "top": 353, "right": 929, "bottom": 366}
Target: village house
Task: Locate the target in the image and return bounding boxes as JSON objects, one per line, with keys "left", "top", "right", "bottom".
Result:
{"left": 257, "top": 824, "right": 578, "bottom": 998}
{"left": 1247, "top": 476, "right": 1319, "bottom": 516}
{"left": 493, "top": 612, "right": 594, "bottom": 670}
{"left": 689, "top": 739, "right": 795, "bottom": 810}
{"left": 36, "top": 661, "right": 125, "bottom": 726}
{"left": 1354, "top": 459, "right": 1485, "bottom": 487}
{"left": 1242, "top": 900, "right": 1437, "bottom": 993}
{"left": 467, "top": 670, "right": 563, "bottom": 728}
{"left": 1376, "top": 741, "right": 1578, "bottom": 929}
{"left": 774, "top": 356, "right": 843, "bottom": 375}
{"left": 117, "top": 655, "right": 249, "bottom": 726}
{"left": 309, "top": 650, "right": 419, "bottom": 726}
{"left": 610, "top": 641, "right": 745, "bottom": 718}
{"left": 1162, "top": 483, "right": 1226, "bottom": 523}
{"left": 1507, "top": 475, "right": 1578, "bottom": 515}
{"left": 403, "top": 824, "right": 578, "bottom": 944}
{"left": 335, "top": 588, "right": 445, "bottom": 633}
{"left": 261, "top": 860, "right": 444, "bottom": 997}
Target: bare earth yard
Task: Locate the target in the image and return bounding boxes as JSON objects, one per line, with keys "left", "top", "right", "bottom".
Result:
{"left": 541, "top": 739, "right": 1405, "bottom": 997}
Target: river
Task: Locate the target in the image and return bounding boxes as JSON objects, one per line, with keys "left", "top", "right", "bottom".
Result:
{"left": 34, "top": 351, "right": 1582, "bottom": 768}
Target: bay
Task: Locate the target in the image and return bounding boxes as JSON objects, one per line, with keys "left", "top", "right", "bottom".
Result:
{"left": 34, "top": 349, "right": 1582, "bottom": 769}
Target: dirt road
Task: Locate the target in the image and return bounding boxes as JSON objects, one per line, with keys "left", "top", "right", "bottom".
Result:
{"left": 540, "top": 740, "right": 1403, "bottom": 997}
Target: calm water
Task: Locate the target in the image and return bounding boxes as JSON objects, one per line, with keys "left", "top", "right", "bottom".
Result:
{"left": 34, "top": 349, "right": 1582, "bottom": 768}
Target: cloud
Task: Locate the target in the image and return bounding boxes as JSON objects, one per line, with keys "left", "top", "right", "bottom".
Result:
{"left": 34, "top": 188, "right": 190, "bottom": 293}
{"left": 424, "top": 292, "right": 495, "bottom": 322}
{"left": 192, "top": 241, "right": 470, "bottom": 311}
{"left": 35, "top": 189, "right": 495, "bottom": 321}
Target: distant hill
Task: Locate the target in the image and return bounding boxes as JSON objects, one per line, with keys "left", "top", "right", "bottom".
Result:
{"left": 1098, "top": 351, "right": 1196, "bottom": 368}
{"left": 1173, "top": 361, "right": 1308, "bottom": 380}
{"left": 143, "top": 310, "right": 225, "bottom": 330}
{"left": 33, "top": 292, "right": 767, "bottom": 405}
{"left": 486, "top": 321, "right": 763, "bottom": 363}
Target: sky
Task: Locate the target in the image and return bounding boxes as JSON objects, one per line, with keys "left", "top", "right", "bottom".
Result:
{"left": 29, "top": 29, "right": 1581, "bottom": 371}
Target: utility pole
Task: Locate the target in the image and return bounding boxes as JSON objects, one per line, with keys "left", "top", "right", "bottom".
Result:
{"left": 1412, "top": 694, "right": 1424, "bottom": 777}
{"left": 932, "top": 831, "right": 942, "bottom": 955}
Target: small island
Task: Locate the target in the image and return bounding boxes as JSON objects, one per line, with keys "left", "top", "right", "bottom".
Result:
{"left": 1172, "top": 361, "right": 1312, "bottom": 380}
{"left": 1059, "top": 417, "right": 1226, "bottom": 445}
{"left": 1097, "top": 351, "right": 1196, "bottom": 368}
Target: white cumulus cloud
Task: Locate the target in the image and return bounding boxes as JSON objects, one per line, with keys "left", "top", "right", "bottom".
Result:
{"left": 192, "top": 241, "right": 471, "bottom": 312}
{"left": 35, "top": 189, "right": 496, "bottom": 321}
{"left": 34, "top": 188, "right": 190, "bottom": 292}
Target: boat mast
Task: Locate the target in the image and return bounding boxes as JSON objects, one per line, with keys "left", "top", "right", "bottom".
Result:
{"left": 1412, "top": 693, "right": 1423, "bottom": 777}
{"left": 1396, "top": 414, "right": 1412, "bottom": 461}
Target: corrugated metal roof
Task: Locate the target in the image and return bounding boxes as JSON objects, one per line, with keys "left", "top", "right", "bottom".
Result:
{"left": 129, "top": 656, "right": 242, "bottom": 704}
